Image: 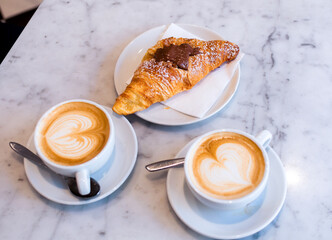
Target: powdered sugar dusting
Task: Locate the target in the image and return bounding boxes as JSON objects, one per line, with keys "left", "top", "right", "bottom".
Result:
{"left": 135, "top": 59, "right": 184, "bottom": 96}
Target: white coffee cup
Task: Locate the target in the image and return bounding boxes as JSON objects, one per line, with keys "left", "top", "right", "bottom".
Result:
{"left": 184, "top": 129, "right": 272, "bottom": 210}
{"left": 34, "top": 99, "right": 115, "bottom": 195}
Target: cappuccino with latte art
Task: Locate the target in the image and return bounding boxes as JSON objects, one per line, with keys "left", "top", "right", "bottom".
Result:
{"left": 185, "top": 129, "right": 271, "bottom": 209}
{"left": 34, "top": 99, "right": 115, "bottom": 195}
{"left": 190, "top": 132, "right": 265, "bottom": 200}
{"left": 36, "top": 102, "right": 110, "bottom": 166}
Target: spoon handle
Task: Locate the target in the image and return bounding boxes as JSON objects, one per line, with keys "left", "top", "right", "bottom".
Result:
{"left": 9, "top": 142, "right": 47, "bottom": 169}
{"left": 145, "top": 157, "right": 185, "bottom": 172}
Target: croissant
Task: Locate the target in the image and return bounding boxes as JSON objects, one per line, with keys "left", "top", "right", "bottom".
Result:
{"left": 112, "top": 37, "right": 239, "bottom": 115}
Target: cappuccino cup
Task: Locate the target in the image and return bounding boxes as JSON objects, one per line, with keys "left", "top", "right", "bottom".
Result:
{"left": 184, "top": 129, "right": 272, "bottom": 210}
{"left": 34, "top": 99, "right": 115, "bottom": 195}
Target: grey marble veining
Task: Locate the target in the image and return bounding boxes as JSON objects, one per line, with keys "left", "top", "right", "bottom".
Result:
{"left": 0, "top": 0, "right": 331, "bottom": 239}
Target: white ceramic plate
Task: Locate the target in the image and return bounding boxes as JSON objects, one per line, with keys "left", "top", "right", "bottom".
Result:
{"left": 24, "top": 107, "right": 138, "bottom": 205}
{"left": 167, "top": 139, "right": 287, "bottom": 239}
{"left": 114, "top": 24, "right": 240, "bottom": 126}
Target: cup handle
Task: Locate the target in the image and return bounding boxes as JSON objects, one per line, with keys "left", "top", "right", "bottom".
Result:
{"left": 75, "top": 170, "right": 91, "bottom": 195}
{"left": 255, "top": 130, "right": 272, "bottom": 149}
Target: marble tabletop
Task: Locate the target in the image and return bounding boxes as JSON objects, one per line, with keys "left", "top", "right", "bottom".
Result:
{"left": 0, "top": 0, "right": 331, "bottom": 239}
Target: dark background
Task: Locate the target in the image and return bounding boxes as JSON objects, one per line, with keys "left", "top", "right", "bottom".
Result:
{"left": 0, "top": 8, "right": 37, "bottom": 63}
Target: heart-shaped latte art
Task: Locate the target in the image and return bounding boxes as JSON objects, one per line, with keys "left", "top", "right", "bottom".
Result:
{"left": 193, "top": 139, "right": 265, "bottom": 200}
{"left": 45, "top": 112, "right": 106, "bottom": 160}
{"left": 37, "top": 102, "right": 110, "bottom": 166}
{"left": 191, "top": 132, "right": 265, "bottom": 200}
{"left": 199, "top": 143, "right": 253, "bottom": 193}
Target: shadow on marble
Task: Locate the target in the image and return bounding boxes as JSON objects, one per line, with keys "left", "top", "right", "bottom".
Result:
{"left": 145, "top": 168, "right": 169, "bottom": 181}
{"left": 8, "top": 150, "right": 136, "bottom": 211}
{"left": 42, "top": 169, "right": 135, "bottom": 211}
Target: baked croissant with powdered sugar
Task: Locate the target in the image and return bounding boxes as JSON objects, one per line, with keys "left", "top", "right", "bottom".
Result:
{"left": 112, "top": 37, "right": 239, "bottom": 115}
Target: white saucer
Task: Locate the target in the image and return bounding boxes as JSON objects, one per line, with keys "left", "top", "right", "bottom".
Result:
{"left": 24, "top": 107, "right": 138, "bottom": 205}
{"left": 114, "top": 24, "right": 240, "bottom": 126}
{"left": 166, "top": 140, "right": 287, "bottom": 239}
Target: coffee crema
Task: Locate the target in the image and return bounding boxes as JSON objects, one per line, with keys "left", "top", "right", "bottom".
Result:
{"left": 37, "top": 102, "right": 110, "bottom": 166}
{"left": 190, "top": 132, "right": 265, "bottom": 200}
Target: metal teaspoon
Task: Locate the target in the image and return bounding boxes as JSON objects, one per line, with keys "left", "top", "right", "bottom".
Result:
{"left": 145, "top": 157, "right": 185, "bottom": 172}
{"left": 9, "top": 142, "right": 100, "bottom": 198}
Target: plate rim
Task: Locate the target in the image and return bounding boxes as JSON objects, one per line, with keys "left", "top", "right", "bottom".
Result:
{"left": 166, "top": 140, "right": 287, "bottom": 239}
{"left": 23, "top": 107, "right": 138, "bottom": 205}
{"left": 114, "top": 23, "right": 241, "bottom": 126}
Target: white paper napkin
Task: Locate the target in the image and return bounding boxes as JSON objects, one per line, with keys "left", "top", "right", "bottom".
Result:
{"left": 161, "top": 23, "right": 200, "bottom": 39}
{"left": 127, "top": 23, "right": 244, "bottom": 118}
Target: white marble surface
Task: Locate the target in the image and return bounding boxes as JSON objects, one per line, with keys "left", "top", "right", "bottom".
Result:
{"left": 0, "top": 0, "right": 331, "bottom": 239}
